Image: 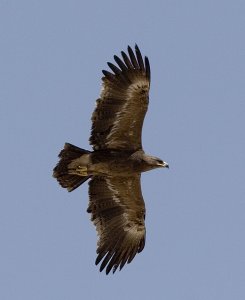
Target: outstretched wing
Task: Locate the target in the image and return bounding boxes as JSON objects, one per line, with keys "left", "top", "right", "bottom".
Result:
{"left": 90, "top": 45, "right": 151, "bottom": 151}
{"left": 87, "top": 175, "right": 146, "bottom": 274}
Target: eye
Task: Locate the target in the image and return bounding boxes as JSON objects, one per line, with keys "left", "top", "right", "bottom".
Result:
{"left": 157, "top": 159, "right": 163, "bottom": 164}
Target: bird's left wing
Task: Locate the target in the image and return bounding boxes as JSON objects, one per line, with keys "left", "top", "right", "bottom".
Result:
{"left": 87, "top": 175, "right": 146, "bottom": 274}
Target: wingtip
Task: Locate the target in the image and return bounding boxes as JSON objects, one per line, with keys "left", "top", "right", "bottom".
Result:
{"left": 127, "top": 44, "right": 134, "bottom": 53}
{"left": 144, "top": 56, "right": 151, "bottom": 81}
{"left": 102, "top": 69, "right": 115, "bottom": 81}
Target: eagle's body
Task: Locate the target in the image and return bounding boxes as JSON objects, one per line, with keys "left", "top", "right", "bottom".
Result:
{"left": 53, "top": 45, "right": 169, "bottom": 274}
{"left": 67, "top": 148, "right": 165, "bottom": 177}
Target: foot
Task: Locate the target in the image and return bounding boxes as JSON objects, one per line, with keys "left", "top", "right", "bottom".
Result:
{"left": 76, "top": 166, "right": 88, "bottom": 176}
{"left": 68, "top": 166, "right": 88, "bottom": 176}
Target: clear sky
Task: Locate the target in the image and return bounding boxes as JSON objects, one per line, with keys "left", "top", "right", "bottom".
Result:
{"left": 1, "top": 1, "right": 245, "bottom": 299}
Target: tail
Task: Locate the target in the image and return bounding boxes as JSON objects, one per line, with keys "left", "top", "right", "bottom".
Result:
{"left": 53, "top": 143, "right": 92, "bottom": 192}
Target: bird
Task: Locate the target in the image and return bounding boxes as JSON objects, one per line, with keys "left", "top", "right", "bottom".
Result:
{"left": 53, "top": 44, "right": 169, "bottom": 274}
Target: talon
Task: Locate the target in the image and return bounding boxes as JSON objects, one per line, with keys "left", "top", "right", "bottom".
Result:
{"left": 77, "top": 166, "right": 88, "bottom": 176}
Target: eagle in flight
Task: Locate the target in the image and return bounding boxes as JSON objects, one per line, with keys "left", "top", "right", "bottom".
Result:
{"left": 53, "top": 45, "right": 169, "bottom": 274}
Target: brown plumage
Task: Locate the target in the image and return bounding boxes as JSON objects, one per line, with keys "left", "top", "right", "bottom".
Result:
{"left": 53, "top": 45, "right": 169, "bottom": 274}
{"left": 87, "top": 176, "right": 145, "bottom": 274}
{"left": 90, "top": 44, "right": 150, "bottom": 151}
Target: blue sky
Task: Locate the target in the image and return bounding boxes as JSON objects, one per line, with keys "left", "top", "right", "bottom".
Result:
{"left": 1, "top": 1, "right": 245, "bottom": 299}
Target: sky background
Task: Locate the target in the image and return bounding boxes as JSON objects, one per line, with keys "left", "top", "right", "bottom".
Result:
{"left": 1, "top": 0, "right": 245, "bottom": 299}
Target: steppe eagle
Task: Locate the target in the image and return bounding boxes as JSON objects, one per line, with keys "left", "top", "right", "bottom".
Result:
{"left": 53, "top": 44, "right": 169, "bottom": 274}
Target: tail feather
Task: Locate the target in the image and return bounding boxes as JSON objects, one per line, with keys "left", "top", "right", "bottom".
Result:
{"left": 53, "top": 143, "right": 91, "bottom": 192}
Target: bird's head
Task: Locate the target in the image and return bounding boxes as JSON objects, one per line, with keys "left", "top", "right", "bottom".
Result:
{"left": 142, "top": 154, "right": 169, "bottom": 171}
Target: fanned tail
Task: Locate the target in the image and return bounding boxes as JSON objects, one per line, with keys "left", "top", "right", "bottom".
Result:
{"left": 53, "top": 143, "right": 91, "bottom": 192}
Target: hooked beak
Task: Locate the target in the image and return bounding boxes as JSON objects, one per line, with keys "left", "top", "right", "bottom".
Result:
{"left": 157, "top": 161, "right": 169, "bottom": 168}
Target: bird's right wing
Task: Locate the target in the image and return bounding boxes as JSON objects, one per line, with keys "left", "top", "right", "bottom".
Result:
{"left": 89, "top": 45, "right": 151, "bottom": 151}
